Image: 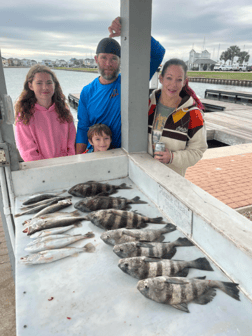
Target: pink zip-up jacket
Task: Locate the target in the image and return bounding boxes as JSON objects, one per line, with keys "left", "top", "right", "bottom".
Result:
{"left": 15, "top": 103, "right": 76, "bottom": 162}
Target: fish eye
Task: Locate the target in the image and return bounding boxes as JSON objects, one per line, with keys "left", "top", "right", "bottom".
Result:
{"left": 144, "top": 285, "right": 149, "bottom": 289}
{"left": 124, "top": 263, "right": 129, "bottom": 267}
{"left": 120, "top": 248, "right": 124, "bottom": 252}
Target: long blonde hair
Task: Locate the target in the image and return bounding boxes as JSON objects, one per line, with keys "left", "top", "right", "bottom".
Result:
{"left": 15, "top": 64, "right": 73, "bottom": 125}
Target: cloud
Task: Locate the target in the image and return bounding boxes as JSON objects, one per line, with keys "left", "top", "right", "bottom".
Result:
{"left": 1, "top": 0, "right": 251, "bottom": 62}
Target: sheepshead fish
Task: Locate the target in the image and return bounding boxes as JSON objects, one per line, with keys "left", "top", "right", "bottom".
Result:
{"left": 68, "top": 181, "right": 131, "bottom": 198}
{"left": 22, "top": 190, "right": 67, "bottom": 205}
{"left": 100, "top": 224, "right": 177, "bottom": 246}
{"left": 118, "top": 256, "right": 214, "bottom": 279}
{"left": 25, "top": 232, "right": 95, "bottom": 253}
{"left": 113, "top": 238, "right": 194, "bottom": 259}
{"left": 32, "top": 199, "right": 72, "bottom": 219}
{"left": 23, "top": 214, "right": 87, "bottom": 235}
{"left": 87, "top": 209, "right": 166, "bottom": 230}
{"left": 29, "top": 224, "right": 77, "bottom": 239}
{"left": 137, "top": 276, "right": 240, "bottom": 313}
{"left": 74, "top": 195, "right": 147, "bottom": 212}
{"left": 20, "top": 243, "right": 95, "bottom": 265}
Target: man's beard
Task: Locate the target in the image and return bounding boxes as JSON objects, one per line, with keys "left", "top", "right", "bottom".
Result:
{"left": 97, "top": 63, "right": 120, "bottom": 81}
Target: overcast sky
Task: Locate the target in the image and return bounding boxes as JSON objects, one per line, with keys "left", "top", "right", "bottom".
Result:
{"left": 1, "top": 0, "right": 252, "bottom": 63}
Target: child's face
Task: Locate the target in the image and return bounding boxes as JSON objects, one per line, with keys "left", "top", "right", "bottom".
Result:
{"left": 28, "top": 72, "right": 55, "bottom": 108}
{"left": 89, "top": 131, "right": 111, "bottom": 152}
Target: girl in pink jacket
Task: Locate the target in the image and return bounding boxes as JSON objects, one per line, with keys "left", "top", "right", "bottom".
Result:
{"left": 15, "top": 65, "right": 76, "bottom": 162}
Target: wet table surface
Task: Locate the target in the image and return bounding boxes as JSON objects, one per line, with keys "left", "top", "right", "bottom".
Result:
{"left": 15, "top": 177, "right": 252, "bottom": 336}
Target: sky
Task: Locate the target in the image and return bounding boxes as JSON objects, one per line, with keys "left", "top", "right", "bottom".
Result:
{"left": 1, "top": 0, "right": 252, "bottom": 63}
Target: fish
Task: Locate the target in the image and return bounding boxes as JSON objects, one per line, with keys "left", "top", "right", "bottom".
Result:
{"left": 20, "top": 243, "right": 96, "bottom": 265}
{"left": 74, "top": 195, "right": 147, "bottom": 212}
{"left": 23, "top": 210, "right": 81, "bottom": 226}
{"left": 137, "top": 276, "right": 240, "bottom": 313}
{"left": 87, "top": 209, "right": 166, "bottom": 230}
{"left": 68, "top": 181, "right": 131, "bottom": 198}
{"left": 118, "top": 256, "right": 214, "bottom": 279}
{"left": 20, "top": 196, "right": 72, "bottom": 210}
{"left": 100, "top": 224, "right": 177, "bottom": 246}
{"left": 15, "top": 198, "right": 63, "bottom": 217}
{"left": 25, "top": 232, "right": 95, "bottom": 253}
{"left": 32, "top": 199, "right": 72, "bottom": 218}
{"left": 29, "top": 224, "right": 77, "bottom": 239}
{"left": 27, "top": 234, "right": 72, "bottom": 246}
{"left": 22, "top": 190, "right": 67, "bottom": 205}
{"left": 113, "top": 238, "right": 194, "bottom": 259}
{"left": 23, "top": 214, "right": 87, "bottom": 235}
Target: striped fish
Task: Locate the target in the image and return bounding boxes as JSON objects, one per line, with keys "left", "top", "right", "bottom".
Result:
{"left": 113, "top": 238, "right": 194, "bottom": 259}
{"left": 118, "top": 256, "right": 214, "bottom": 279}
{"left": 74, "top": 195, "right": 147, "bottom": 212}
{"left": 68, "top": 181, "right": 131, "bottom": 198}
{"left": 87, "top": 209, "right": 166, "bottom": 230}
{"left": 100, "top": 224, "right": 177, "bottom": 246}
{"left": 137, "top": 276, "right": 240, "bottom": 313}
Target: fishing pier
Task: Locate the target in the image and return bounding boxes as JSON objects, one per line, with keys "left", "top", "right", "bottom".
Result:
{"left": 1, "top": 1, "right": 252, "bottom": 335}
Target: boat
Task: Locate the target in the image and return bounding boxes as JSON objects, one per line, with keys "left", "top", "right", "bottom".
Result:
{"left": 1, "top": 1, "right": 252, "bottom": 335}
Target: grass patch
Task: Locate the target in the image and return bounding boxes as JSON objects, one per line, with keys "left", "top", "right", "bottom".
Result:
{"left": 188, "top": 71, "right": 252, "bottom": 80}
{"left": 53, "top": 67, "right": 98, "bottom": 72}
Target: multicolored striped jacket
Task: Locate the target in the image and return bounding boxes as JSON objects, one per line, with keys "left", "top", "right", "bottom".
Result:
{"left": 148, "top": 89, "right": 208, "bottom": 176}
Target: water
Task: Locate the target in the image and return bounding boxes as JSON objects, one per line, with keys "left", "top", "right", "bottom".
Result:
{"left": 3, "top": 67, "right": 252, "bottom": 121}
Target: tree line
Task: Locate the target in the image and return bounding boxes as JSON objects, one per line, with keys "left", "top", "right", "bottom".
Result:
{"left": 220, "top": 46, "right": 250, "bottom": 64}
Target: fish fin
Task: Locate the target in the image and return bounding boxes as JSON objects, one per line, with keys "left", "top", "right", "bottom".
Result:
{"left": 175, "top": 268, "right": 190, "bottom": 277}
{"left": 164, "top": 278, "right": 191, "bottom": 285}
{"left": 174, "top": 237, "right": 194, "bottom": 247}
{"left": 84, "top": 243, "right": 96, "bottom": 253}
{"left": 131, "top": 196, "right": 148, "bottom": 204}
{"left": 149, "top": 217, "right": 164, "bottom": 224}
{"left": 84, "top": 232, "right": 95, "bottom": 239}
{"left": 118, "top": 183, "right": 132, "bottom": 189}
{"left": 193, "top": 276, "right": 206, "bottom": 280}
{"left": 74, "top": 223, "right": 82, "bottom": 228}
{"left": 191, "top": 258, "right": 214, "bottom": 271}
{"left": 136, "top": 242, "right": 155, "bottom": 248}
{"left": 193, "top": 288, "right": 216, "bottom": 305}
{"left": 143, "top": 257, "right": 162, "bottom": 262}
{"left": 219, "top": 282, "right": 240, "bottom": 301}
{"left": 170, "top": 303, "right": 190, "bottom": 313}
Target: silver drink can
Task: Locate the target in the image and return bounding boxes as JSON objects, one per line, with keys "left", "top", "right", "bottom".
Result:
{"left": 154, "top": 142, "right": 165, "bottom": 154}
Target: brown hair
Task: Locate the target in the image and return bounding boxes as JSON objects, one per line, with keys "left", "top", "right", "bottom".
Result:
{"left": 15, "top": 64, "right": 73, "bottom": 125}
{"left": 87, "top": 123, "right": 112, "bottom": 141}
{"left": 161, "top": 58, "right": 204, "bottom": 110}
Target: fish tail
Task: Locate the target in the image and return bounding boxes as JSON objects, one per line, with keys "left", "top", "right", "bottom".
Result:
{"left": 118, "top": 183, "right": 132, "bottom": 189}
{"left": 161, "top": 223, "right": 177, "bottom": 233}
{"left": 214, "top": 281, "right": 240, "bottom": 301}
{"left": 149, "top": 217, "right": 164, "bottom": 224}
{"left": 131, "top": 196, "right": 147, "bottom": 204}
{"left": 190, "top": 258, "right": 214, "bottom": 271}
{"left": 84, "top": 232, "right": 95, "bottom": 239}
{"left": 174, "top": 237, "right": 194, "bottom": 247}
{"left": 84, "top": 243, "right": 96, "bottom": 253}
{"left": 15, "top": 213, "right": 22, "bottom": 217}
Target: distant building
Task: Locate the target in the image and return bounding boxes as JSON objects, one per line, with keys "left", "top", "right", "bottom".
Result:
{"left": 55, "top": 59, "right": 68, "bottom": 67}
{"left": 41, "top": 60, "right": 54, "bottom": 67}
{"left": 84, "top": 58, "right": 97, "bottom": 68}
{"left": 188, "top": 49, "right": 216, "bottom": 71}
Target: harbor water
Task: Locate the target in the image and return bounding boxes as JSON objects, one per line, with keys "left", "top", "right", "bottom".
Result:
{"left": 3, "top": 67, "right": 252, "bottom": 121}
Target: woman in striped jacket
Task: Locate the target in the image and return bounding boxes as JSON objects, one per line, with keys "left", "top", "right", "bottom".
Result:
{"left": 148, "top": 58, "right": 208, "bottom": 177}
